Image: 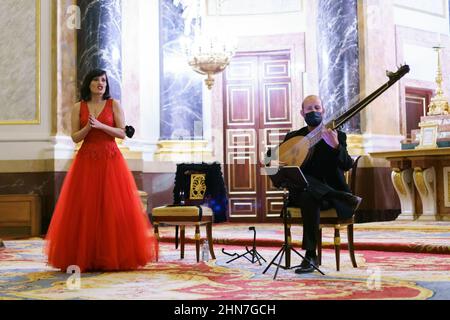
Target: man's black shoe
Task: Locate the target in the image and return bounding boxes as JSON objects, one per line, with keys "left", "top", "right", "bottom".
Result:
{"left": 295, "top": 257, "right": 318, "bottom": 274}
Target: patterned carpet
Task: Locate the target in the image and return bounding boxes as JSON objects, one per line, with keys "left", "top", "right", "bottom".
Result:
{"left": 1, "top": 239, "right": 449, "bottom": 300}
{"left": 158, "top": 221, "right": 450, "bottom": 254}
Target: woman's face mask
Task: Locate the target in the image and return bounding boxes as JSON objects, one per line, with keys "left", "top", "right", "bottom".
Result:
{"left": 304, "top": 111, "right": 323, "bottom": 127}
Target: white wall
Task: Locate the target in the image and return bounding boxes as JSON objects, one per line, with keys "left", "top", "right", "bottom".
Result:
{"left": 394, "top": 0, "right": 449, "bottom": 35}
{"left": 205, "top": 0, "right": 305, "bottom": 37}
{"left": 393, "top": 0, "right": 450, "bottom": 92}
{"left": 403, "top": 44, "right": 439, "bottom": 82}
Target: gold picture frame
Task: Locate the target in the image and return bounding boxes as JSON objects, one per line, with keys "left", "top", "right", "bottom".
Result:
{"left": 0, "top": 0, "right": 40, "bottom": 125}
{"left": 416, "top": 122, "right": 439, "bottom": 149}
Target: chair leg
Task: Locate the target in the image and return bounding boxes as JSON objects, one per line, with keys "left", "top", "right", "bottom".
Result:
{"left": 206, "top": 222, "right": 216, "bottom": 259}
{"left": 154, "top": 223, "right": 159, "bottom": 262}
{"left": 317, "top": 228, "right": 322, "bottom": 266}
{"left": 334, "top": 227, "right": 341, "bottom": 271}
{"left": 180, "top": 226, "right": 185, "bottom": 259}
{"left": 285, "top": 222, "right": 292, "bottom": 268}
{"left": 195, "top": 225, "right": 201, "bottom": 263}
{"left": 347, "top": 224, "right": 358, "bottom": 268}
{"left": 175, "top": 226, "right": 179, "bottom": 249}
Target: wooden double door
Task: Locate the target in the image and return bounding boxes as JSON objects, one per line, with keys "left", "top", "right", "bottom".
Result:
{"left": 223, "top": 51, "right": 294, "bottom": 222}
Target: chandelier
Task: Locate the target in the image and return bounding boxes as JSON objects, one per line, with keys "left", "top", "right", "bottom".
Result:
{"left": 185, "top": 34, "right": 236, "bottom": 89}
{"left": 178, "top": 0, "right": 237, "bottom": 89}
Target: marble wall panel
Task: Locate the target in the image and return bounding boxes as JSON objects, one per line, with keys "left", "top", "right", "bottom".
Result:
{"left": 159, "top": 0, "right": 203, "bottom": 140}
{"left": 0, "top": 0, "right": 39, "bottom": 123}
{"left": 77, "top": 0, "right": 122, "bottom": 101}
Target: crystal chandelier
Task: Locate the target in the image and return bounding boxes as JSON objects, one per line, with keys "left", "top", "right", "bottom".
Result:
{"left": 178, "top": 0, "right": 237, "bottom": 89}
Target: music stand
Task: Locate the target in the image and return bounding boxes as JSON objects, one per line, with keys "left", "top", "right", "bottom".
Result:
{"left": 222, "top": 226, "right": 266, "bottom": 265}
{"left": 263, "top": 166, "right": 325, "bottom": 279}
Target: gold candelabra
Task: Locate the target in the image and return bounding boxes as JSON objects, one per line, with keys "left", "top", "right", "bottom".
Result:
{"left": 428, "top": 45, "right": 449, "bottom": 115}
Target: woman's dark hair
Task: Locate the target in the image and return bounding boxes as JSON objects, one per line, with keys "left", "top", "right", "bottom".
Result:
{"left": 79, "top": 69, "right": 111, "bottom": 101}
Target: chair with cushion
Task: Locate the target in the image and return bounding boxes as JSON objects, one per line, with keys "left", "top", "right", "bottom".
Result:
{"left": 286, "top": 156, "right": 361, "bottom": 271}
{"left": 151, "top": 162, "right": 228, "bottom": 262}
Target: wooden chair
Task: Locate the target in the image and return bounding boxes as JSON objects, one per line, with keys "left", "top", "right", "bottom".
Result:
{"left": 151, "top": 167, "right": 216, "bottom": 262}
{"left": 286, "top": 156, "right": 361, "bottom": 271}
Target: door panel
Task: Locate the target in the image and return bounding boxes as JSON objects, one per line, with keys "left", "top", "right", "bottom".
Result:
{"left": 224, "top": 52, "right": 293, "bottom": 222}
{"left": 226, "top": 152, "right": 257, "bottom": 194}
{"left": 226, "top": 85, "right": 255, "bottom": 126}
{"left": 262, "top": 83, "right": 292, "bottom": 125}
{"left": 258, "top": 54, "right": 293, "bottom": 221}
{"left": 228, "top": 198, "right": 258, "bottom": 218}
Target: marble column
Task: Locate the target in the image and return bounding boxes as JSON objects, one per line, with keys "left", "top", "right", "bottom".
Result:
{"left": 317, "top": 0, "right": 360, "bottom": 133}
{"left": 54, "top": 0, "right": 78, "bottom": 137}
{"left": 77, "top": 0, "right": 122, "bottom": 101}
{"left": 159, "top": 0, "right": 203, "bottom": 140}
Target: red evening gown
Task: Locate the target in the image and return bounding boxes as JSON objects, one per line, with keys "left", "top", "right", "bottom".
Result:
{"left": 45, "top": 99, "right": 158, "bottom": 272}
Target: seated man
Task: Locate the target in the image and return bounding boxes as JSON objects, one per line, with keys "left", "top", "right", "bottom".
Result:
{"left": 267, "top": 95, "right": 361, "bottom": 274}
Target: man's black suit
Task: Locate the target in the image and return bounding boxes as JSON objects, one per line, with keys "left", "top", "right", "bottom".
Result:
{"left": 273, "top": 126, "right": 354, "bottom": 251}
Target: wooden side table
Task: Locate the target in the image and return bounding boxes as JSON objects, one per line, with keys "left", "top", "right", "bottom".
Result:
{"left": 0, "top": 194, "right": 41, "bottom": 238}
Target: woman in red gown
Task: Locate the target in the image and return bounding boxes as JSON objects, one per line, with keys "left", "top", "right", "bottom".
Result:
{"left": 45, "top": 69, "right": 158, "bottom": 272}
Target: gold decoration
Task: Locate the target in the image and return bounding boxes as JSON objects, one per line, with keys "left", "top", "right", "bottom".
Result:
{"left": 414, "top": 167, "right": 429, "bottom": 197}
{"left": 428, "top": 45, "right": 449, "bottom": 115}
{"left": 334, "top": 237, "right": 341, "bottom": 246}
{"left": 187, "top": 45, "right": 235, "bottom": 89}
{"left": 392, "top": 169, "right": 407, "bottom": 196}
{"left": 190, "top": 174, "right": 206, "bottom": 200}
{"left": 370, "top": 148, "right": 450, "bottom": 158}
{"left": 416, "top": 121, "right": 438, "bottom": 149}
{"left": 346, "top": 134, "right": 364, "bottom": 156}
{"left": 154, "top": 140, "right": 213, "bottom": 162}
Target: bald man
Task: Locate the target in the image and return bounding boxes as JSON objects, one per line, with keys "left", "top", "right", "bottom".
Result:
{"left": 268, "top": 95, "right": 361, "bottom": 274}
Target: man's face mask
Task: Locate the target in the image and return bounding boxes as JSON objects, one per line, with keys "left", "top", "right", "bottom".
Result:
{"left": 304, "top": 111, "right": 323, "bottom": 127}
